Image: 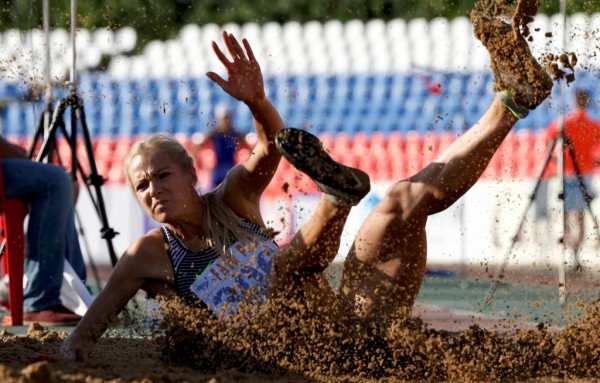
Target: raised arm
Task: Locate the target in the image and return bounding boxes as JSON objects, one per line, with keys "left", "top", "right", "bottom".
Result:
{"left": 206, "top": 31, "right": 283, "bottom": 204}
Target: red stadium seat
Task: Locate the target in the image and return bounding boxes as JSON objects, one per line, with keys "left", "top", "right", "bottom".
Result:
{"left": 438, "top": 131, "right": 456, "bottom": 153}
{"left": 405, "top": 131, "right": 424, "bottom": 176}
{"left": 422, "top": 132, "right": 440, "bottom": 164}
{"left": 195, "top": 144, "right": 217, "bottom": 171}
{"left": 369, "top": 131, "right": 388, "bottom": 156}
{"left": 386, "top": 132, "right": 407, "bottom": 179}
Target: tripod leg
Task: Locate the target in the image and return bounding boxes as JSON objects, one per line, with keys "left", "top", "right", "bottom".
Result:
{"left": 564, "top": 140, "right": 600, "bottom": 268}
{"left": 72, "top": 96, "right": 119, "bottom": 267}
{"left": 486, "top": 137, "right": 558, "bottom": 305}
{"left": 28, "top": 107, "right": 50, "bottom": 159}
{"left": 35, "top": 100, "right": 69, "bottom": 163}
{"left": 74, "top": 209, "right": 102, "bottom": 292}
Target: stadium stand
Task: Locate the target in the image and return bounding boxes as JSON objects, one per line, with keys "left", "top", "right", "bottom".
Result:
{"left": 1, "top": 15, "right": 599, "bottom": 193}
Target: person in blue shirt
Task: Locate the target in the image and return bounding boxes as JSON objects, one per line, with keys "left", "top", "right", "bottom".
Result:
{"left": 203, "top": 102, "right": 246, "bottom": 188}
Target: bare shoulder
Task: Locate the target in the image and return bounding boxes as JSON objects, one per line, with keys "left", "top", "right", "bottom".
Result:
{"left": 117, "top": 228, "right": 171, "bottom": 279}
{"left": 129, "top": 228, "right": 165, "bottom": 252}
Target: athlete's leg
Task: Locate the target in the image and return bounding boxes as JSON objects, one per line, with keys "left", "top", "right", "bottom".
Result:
{"left": 340, "top": 98, "right": 520, "bottom": 318}
{"left": 272, "top": 196, "right": 351, "bottom": 278}
{"left": 340, "top": 3, "right": 554, "bottom": 319}
{"left": 269, "top": 128, "right": 370, "bottom": 296}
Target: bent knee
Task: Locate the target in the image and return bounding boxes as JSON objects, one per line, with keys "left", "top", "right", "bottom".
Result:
{"left": 382, "top": 180, "right": 446, "bottom": 219}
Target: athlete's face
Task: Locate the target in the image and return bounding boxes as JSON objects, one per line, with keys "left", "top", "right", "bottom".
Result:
{"left": 128, "top": 151, "right": 197, "bottom": 223}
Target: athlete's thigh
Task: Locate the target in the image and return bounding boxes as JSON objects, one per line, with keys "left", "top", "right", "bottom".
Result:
{"left": 339, "top": 204, "right": 428, "bottom": 316}
{"left": 268, "top": 268, "right": 339, "bottom": 311}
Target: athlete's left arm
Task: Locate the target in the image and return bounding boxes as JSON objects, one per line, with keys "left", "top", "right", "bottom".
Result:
{"left": 206, "top": 31, "right": 283, "bottom": 207}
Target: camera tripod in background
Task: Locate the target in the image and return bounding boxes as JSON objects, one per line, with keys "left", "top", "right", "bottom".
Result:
{"left": 486, "top": 131, "right": 600, "bottom": 306}
{"left": 28, "top": 91, "right": 119, "bottom": 268}
{"left": 26, "top": 0, "right": 119, "bottom": 291}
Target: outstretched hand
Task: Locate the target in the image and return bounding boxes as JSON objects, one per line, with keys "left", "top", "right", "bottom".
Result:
{"left": 206, "top": 31, "right": 266, "bottom": 104}
{"left": 32, "top": 339, "right": 89, "bottom": 363}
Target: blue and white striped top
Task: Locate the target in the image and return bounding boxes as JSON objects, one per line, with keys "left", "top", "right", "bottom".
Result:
{"left": 161, "top": 219, "right": 271, "bottom": 305}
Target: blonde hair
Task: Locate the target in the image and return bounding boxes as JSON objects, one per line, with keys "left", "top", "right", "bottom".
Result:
{"left": 124, "top": 134, "right": 195, "bottom": 191}
{"left": 124, "top": 133, "right": 258, "bottom": 261}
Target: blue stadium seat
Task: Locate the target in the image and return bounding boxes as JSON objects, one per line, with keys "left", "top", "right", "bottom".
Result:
{"left": 387, "top": 73, "right": 409, "bottom": 103}
{"left": 465, "top": 72, "right": 491, "bottom": 97}
{"left": 154, "top": 78, "right": 176, "bottom": 134}
{"left": 445, "top": 73, "right": 467, "bottom": 97}
{"left": 421, "top": 96, "right": 441, "bottom": 122}
{"left": 446, "top": 113, "right": 468, "bottom": 134}
{"left": 368, "top": 73, "right": 392, "bottom": 109}
{"left": 133, "top": 78, "right": 158, "bottom": 135}
{"left": 95, "top": 74, "right": 119, "bottom": 137}
{"left": 171, "top": 78, "right": 198, "bottom": 136}
{"left": 0, "top": 81, "right": 21, "bottom": 101}
{"left": 441, "top": 95, "right": 464, "bottom": 115}
{"left": 327, "top": 74, "right": 351, "bottom": 115}
{"left": 375, "top": 113, "right": 399, "bottom": 135}
{"left": 3, "top": 104, "right": 26, "bottom": 137}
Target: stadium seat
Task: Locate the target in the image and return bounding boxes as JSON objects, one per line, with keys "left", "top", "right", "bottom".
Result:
{"left": 529, "top": 14, "right": 551, "bottom": 59}
{"left": 407, "top": 17, "right": 430, "bottom": 62}
{"left": 568, "top": 13, "right": 589, "bottom": 68}
{"left": 429, "top": 17, "right": 452, "bottom": 72}
{"left": 387, "top": 19, "right": 411, "bottom": 71}
{"left": 449, "top": 16, "right": 473, "bottom": 71}
{"left": 590, "top": 14, "right": 600, "bottom": 68}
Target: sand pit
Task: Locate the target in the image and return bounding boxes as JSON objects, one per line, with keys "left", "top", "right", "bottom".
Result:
{"left": 1, "top": 296, "right": 599, "bottom": 383}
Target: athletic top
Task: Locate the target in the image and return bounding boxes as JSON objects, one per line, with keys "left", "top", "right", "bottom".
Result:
{"left": 161, "top": 218, "right": 271, "bottom": 305}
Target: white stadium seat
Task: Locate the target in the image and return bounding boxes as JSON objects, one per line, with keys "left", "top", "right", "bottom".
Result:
{"left": 114, "top": 27, "right": 137, "bottom": 54}
{"left": 568, "top": 13, "right": 590, "bottom": 69}
{"left": 3, "top": 12, "right": 600, "bottom": 85}
{"left": 387, "top": 19, "right": 411, "bottom": 72}
{"left": 429, "top": 17, "right": 452, "bottom": 71}
{"left": 449, "top": 16, "right": 473, "bottom": 71}
{"left": 590, "top": 13, "right": 600, "bottom": 68}
{"left": 92, "top": 28, "right": 116, "bottom": 56}
{"left": 407, "top": 17, "right": 431, "bottom": 70}
{"left": 108, "top": 55, "right": 132, "bottom": 80}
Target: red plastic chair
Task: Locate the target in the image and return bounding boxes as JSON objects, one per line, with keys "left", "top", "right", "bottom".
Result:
{"left": 0, "top": 159, "right": 27, "bottom": 326}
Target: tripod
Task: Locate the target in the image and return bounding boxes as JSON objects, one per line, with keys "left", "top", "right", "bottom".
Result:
{"left": 486, "top": 131, "right": 600, "bottom": 305}
{"left": 27, "top": 0, "right": 119, "bottom": 269}
{"left": 28, "top": 91, "right": 119, "bottom": 268}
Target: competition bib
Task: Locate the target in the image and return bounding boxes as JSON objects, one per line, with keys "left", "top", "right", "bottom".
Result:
{"left": 190, "top": 240, "right": 277, "bottom": 318}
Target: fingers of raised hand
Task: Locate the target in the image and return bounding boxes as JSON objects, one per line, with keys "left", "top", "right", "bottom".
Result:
{"left": 242, "top": 38, "right": 257, "bottom": 64}
{"left": 211, "top": 40, "right": 232, "bottom": 68}
{"left": 226, "top": 33, "right": 249, "bottom": 62}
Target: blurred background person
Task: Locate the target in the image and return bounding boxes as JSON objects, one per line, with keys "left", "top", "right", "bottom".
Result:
{"left": 200, "top": 103, "right": 246, "bottom": 188}
{"left": 546, "top": 89, "right": 600, "bottom": 272}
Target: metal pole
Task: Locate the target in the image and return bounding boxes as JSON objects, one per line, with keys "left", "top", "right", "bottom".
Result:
{"left": 557, "top": 0, "right": 568, "bottom": 304}
{"left": 70, "top": 0, "right": 77, "bottom": 89}
{"left": 42, "top": 0, "right": 52, "bottom": 137}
